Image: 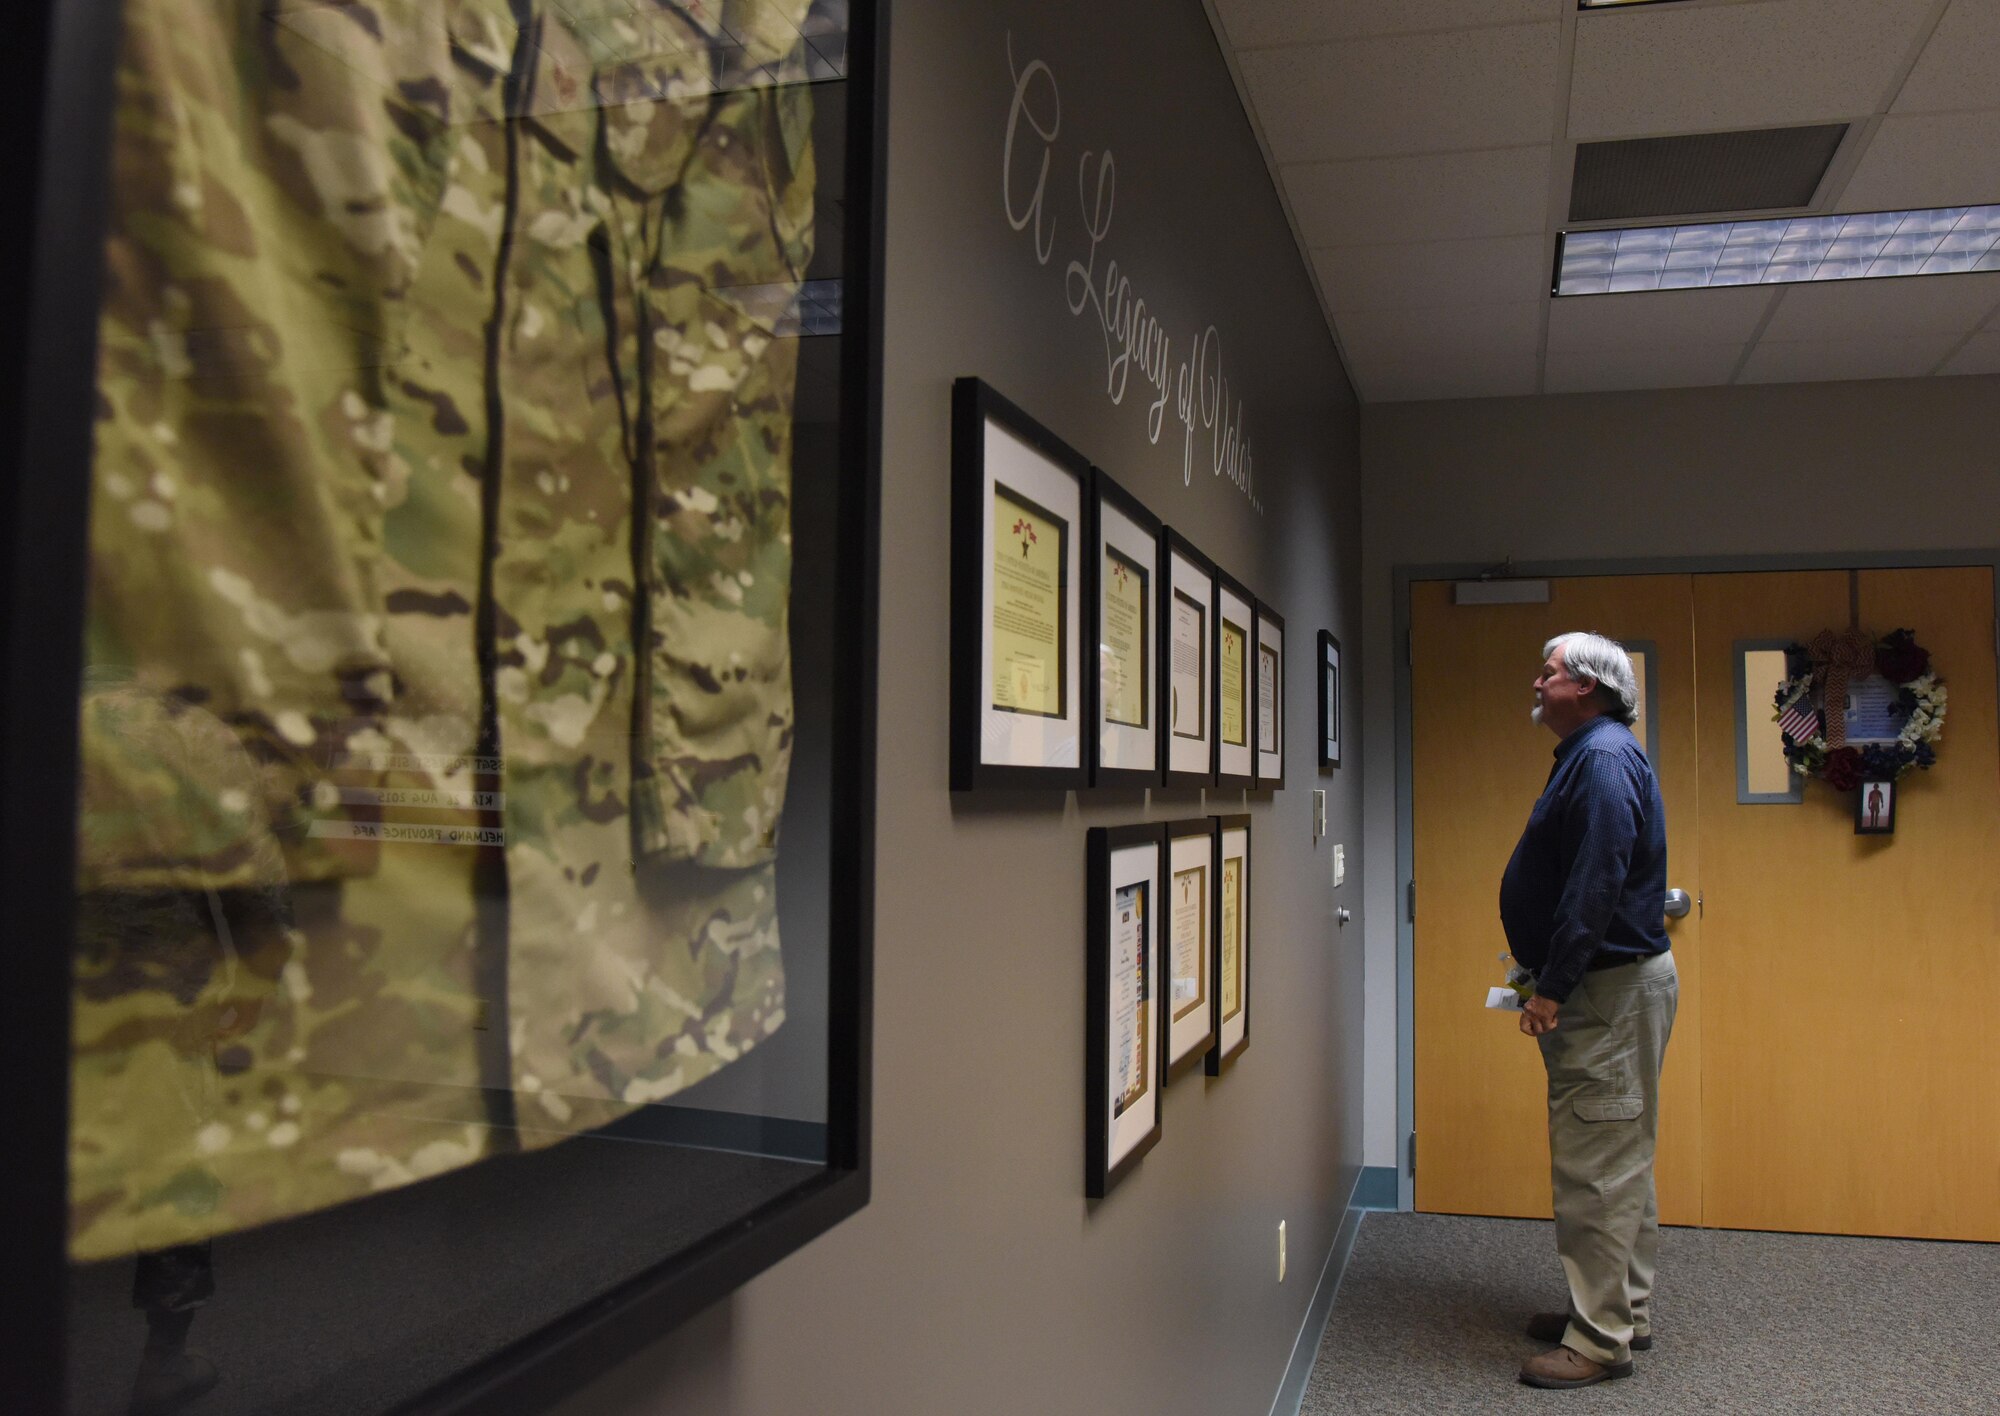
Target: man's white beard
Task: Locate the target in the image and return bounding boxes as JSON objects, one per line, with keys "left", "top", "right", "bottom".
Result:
{"left": 1531, "top": 703, "right": 1544, "bottom": 725}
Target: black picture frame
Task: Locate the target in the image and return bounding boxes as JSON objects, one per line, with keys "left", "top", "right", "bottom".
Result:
{"left": 1855, "top": 780, "right": 1897, "bottom": 835}
{"left": 1162, "top": 817, "right": 1219, "bottom": 1082}
{"left": 1206, "top": 814, "right": 1252, "bottom": 1075}
{"left": 1159, "top": 528, "right": 1219, "bottom": 789}
{"left": 951, "top": 377, "right": 1091, "bottom": 792}
{"left": 4, "top": 3, "right": 890, "bottom": 1410}
{"left": 1254, "top": 603, "right": 1286, "bottom": 787}
{"left": 1318, "top": 630, "right": 1342, "bottom": 771}
{"left": 1213, "top": 570, "right": 1259, "bottom": 791}
{"left": 1086, "top": 823, "right": 1167, "bottom": 1198}
{"left": 1087, "top": 468, "right": 1164, "bottom": 788}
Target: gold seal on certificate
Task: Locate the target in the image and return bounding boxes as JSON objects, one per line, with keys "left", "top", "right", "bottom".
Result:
{"left": 1171, "top": 864, "right": 1207, "bottom": 1023}
{"left": 990, "top": 486, "right": 1068, "bottom": 718}
{"left": 1101, "top": 547, "right": 1149, "bottom": 729}
{"left": 1220, "top": 853, "right": 1243, "bottom": 1022}
{"left": 1170, "top": 589, "right": 1205, "bottom": 739}
{"left": 1112, "top": 880, "right": 1151, "bottom": 1118}
{"left": 1221, "top": 618, "right": 1248, "bottom": 747}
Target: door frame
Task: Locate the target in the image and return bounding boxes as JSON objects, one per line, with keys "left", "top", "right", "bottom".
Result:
{"left": 1392, "top": 548, "right": 2000, "bottom": 1214}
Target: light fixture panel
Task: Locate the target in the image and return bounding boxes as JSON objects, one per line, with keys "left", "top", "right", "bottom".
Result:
{"left": 1555, "top": 207, "right": 2000, "bottom": 296}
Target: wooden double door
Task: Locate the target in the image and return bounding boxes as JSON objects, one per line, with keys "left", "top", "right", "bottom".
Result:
{"left": 1411, "top": 567, "right": 2000, "bottom": 1241}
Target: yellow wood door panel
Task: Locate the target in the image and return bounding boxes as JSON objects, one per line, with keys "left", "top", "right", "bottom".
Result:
{"left": 1694, "top": 567, "right": 2000, "bottom": 1241}
{"left": 1412, "top": 576, "right": 1703, "bottom": 1224}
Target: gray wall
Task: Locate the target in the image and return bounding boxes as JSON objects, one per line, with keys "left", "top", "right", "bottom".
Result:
{"left": 555, "top": 0, "right": 1366, "bottom": 1412}
{"left": 1357, "top": 372, "right": 2000, "bottom": 1168}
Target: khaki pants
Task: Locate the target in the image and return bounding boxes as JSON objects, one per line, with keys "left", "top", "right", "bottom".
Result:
{"left": 1537, "top": 952, "right": 1678, "bottom": 1366}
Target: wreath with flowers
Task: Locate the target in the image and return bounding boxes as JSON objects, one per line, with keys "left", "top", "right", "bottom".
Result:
{"left": 1772, "top": 628, "right": 1945, "bottom": 791}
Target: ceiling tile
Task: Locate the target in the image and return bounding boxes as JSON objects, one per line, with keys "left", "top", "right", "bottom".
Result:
{"left": 1284, "top": 146, "right": 1551, "bottom": 246}
{"left": 1568, "top": 0, "right": 1933, "bottom": 142}
{"left": 1362, "top": 349, "right": 1542, "bottom": 402}
{"left": 1758, "top": 272, "right": 2000, "bottom": 341}
{"left": 1213, "top": 0, "right": 1561, "bottom": 50}
{"left": 1314, "top": 234, "right": 1550, "bottom": 312}
{"left": 1545, "top": 343, "right": 1746, "bottom": 394}
{"left": 1739, "top": 335, "right": 1960, "bottom": 384}
{"left": 1891, "top": 0, "right": 2000, "bottom": 114}
{"left": 1238, "top": 24, "right": 1560, "bottom": 163}
{"left": 1939, "top": 332, "right": 2000, "bottom": 377}
{"left": 1546, "top": 286, "right": 1778, "bottom": 352}
{"left": 1837, "top": 111, "right": 2000, "bottom": 212}
{"left": 1337, "top": 301, "right": 1544, "bottom": 369}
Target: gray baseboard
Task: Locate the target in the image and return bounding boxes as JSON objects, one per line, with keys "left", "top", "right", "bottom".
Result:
{"left": 1352, "top": 1165, "right": 1399, "bottom": 1211}
{"left": 1267, "top": 1173, "right": 1368, "bottom": 1416}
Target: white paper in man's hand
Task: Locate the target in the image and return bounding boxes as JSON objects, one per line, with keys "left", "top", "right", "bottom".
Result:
{"left": 1485, "top": 986, "right": 1524, "bottom": 1011}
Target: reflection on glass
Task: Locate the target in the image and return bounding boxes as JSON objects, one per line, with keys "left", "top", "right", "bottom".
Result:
{"left": 70, "top": 1, "right": 844, "bottom": 1409}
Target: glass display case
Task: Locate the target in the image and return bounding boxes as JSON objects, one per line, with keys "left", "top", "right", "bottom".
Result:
{"left": 2, "top": 2, "right": 884, "bottom": 1411}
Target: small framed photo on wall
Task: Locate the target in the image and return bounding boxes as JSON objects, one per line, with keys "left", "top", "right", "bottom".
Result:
{"left": 1254, "top": 603, "right": 1285, "bottom": 787}
{"left": 1087, "top": 469, "right": 1163, "bottom": 787}
{"left": 1163, "top": 818, "right": 1218, "bottom": 1081}
{"left": 1318, "top": 630, "right": 1341, "bottom": 770}
{"left": 950, "top": 378, "right": 1088, "bottom": 791}
{"left": 1855, "top": 779, "right": 1896, "bottom": 835}
{"left": 1206, "top": 814, "right": 1251, "bottom": 1075}
{"left": 1213, "top": 570, "right": 1258, "bottom": 791}
{"left": 1159, "top": 529, "right": 1217, "bottom": 788}
{"left": 1087, "top": 824, "right": 1167, "bottom": 1198}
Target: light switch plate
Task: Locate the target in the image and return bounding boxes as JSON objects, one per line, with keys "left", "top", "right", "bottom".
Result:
{"left": 1333, "top": 844, "right": 1346, "bottom": 888}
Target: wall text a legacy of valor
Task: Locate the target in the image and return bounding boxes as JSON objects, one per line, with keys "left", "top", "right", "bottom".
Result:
{"left": 1002, "top": 35, "right": 1263, "bottom": 515}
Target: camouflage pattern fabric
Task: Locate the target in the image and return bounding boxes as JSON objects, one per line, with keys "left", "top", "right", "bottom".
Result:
{"left": 72, "top": 0, "right": 813, "bottom": 1262}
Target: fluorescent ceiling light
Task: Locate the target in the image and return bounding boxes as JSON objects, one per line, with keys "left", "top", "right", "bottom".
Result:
{"left": 1555, "top": 206, "right": 2000, "bottom": 295}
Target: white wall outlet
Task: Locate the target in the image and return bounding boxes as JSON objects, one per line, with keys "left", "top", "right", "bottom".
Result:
{"left": 1311, "top": 789, "right": 1326, "bottom": 839}
{"left": 1333, "top": 843, "right": 1346, "bottom": 888}
{"left": 1278, "top": 1220, "right": 1287, "bottom": 1282}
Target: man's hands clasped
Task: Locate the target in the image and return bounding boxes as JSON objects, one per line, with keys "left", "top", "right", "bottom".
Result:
{"left": 1519, "top": 994, "right": 1560, "bottom": 1037}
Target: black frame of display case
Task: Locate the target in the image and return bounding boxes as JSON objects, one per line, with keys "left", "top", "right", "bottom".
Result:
{"left": 1158, "top": 528, "right": 1220, "bottom": 790}
{"left": 1086, "top": 467, "right": 1165, "bottom": 790}
{"left": 1205, "top": 813, "right": 1252, "bottom": 1075}
{"left": 1254, "top": 602, "right": 1287, "bottom": 787}
{"left": 1212, "top": 568, "right": 1260, "bottom": 792}
{"left": 1161, "top": 816, "right": 1218, "bottom": 1083}
{"left": 1318, "top": 630, "right": 1342, "bottom": 770}
{"left": 1084, "top": 822, "right": 1166, "bottom": 1199}
{"left": 949, "top": 376, "right": 1092, "bottom": 792}
{"left": 0, "top": 2, "right": 889, "bottom": 1411}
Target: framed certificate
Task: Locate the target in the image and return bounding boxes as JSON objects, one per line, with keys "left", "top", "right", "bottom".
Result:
{"left": 1159, "top": 529, "right": 1217, "bottom": 788}
{"left": 1213, "top": 571, "right": 1257, "bottom": 790}
{"left": 1254, "top": 603, "right": 1286, "bottom": 787}
{"left": 1087, "top": 469, "right": 1164, "bottom": 787}
{"left": 951, "top": 378, "right": 1088, "bottom": 790}
{"left": 1163, "top": 818, "right": 1218, "bottom": 1081}
{"left": 1087, "top": 824, "right": 1167, "bottom": 1197}
{"left": 1318, "top": 630, "right": 1342, "bottom": 770}
{"left": 1206, "top": 814, "right": 1252, "bottom": 1075}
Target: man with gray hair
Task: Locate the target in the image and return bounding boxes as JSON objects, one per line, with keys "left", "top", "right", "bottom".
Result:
{"left": 1501, "top": 632, "right": 1677, "bottom": 1389}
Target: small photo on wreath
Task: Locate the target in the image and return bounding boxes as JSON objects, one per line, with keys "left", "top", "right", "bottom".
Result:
{"left": 1855, "top": 779, "right": 1896, "bottom": 836}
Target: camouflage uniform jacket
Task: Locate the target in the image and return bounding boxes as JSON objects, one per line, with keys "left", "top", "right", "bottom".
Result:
{"left": 72, "top": 0, "right": 816, "bottom": 1261}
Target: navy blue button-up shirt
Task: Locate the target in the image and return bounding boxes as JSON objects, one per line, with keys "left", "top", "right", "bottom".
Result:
{"left": 1499, "top": 715, "right": 1670, "bottom": 1004}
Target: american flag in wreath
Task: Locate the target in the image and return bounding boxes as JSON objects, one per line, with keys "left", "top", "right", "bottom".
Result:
{"left": 1777, "top": 691, "right": 1821, "bottom": 743}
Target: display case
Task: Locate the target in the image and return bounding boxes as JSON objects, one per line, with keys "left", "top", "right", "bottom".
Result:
{"left": 2, "top": 2, "right": 886, "bottom": 1411}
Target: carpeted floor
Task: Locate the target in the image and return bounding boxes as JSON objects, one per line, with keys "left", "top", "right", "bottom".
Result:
{"left": 1300, "top": 1212, "right": 2000, "bottom": 1415}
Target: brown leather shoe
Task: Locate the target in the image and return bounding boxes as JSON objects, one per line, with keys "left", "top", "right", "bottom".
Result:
{"left": 1525, "top": 1311, "right": 1652, "bottom": 1351}
{"left": 1518, "top": 1345, "right": 1634, "bottom": 1389}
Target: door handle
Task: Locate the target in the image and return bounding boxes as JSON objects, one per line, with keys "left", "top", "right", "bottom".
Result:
{"left": 1664, "top": 888, "right": 1692, "bottom": 920}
